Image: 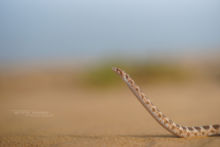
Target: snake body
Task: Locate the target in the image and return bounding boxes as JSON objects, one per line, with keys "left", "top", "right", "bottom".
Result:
{"left": 112, "top": 67, "right": 220, "bottom": 138}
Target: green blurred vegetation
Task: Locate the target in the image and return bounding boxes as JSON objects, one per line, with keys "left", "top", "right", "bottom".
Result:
{"left": 80, "top": 62, "right": 191, "bottom": 88}
{"left": 80, "top": 66, "right": 119, "bottom": 88}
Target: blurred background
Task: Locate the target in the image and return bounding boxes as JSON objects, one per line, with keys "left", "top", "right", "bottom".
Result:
{"left": 0, "top": 0, "right": 220, "bottom": 145}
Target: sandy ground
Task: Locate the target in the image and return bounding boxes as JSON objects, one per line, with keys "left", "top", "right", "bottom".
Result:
{"left": 0, "top": 74, "right": 220, "bottom": 146}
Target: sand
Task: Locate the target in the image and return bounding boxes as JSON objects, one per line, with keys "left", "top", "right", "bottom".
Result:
{"left": 0, "top": 73, "right": 220, "bottom": 146}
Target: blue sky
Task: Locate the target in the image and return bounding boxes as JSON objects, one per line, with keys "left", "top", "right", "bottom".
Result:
{"left": 0, "top": 0, "right": 220, "bottom": 65}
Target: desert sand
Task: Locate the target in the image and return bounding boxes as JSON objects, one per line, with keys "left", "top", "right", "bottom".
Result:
{"left": 0, "top": 67, "right": 220, "bottom": 147}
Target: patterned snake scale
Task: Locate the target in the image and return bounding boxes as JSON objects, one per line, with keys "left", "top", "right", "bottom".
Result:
{"left": 112, "top": 67, "right": 220, "bottom": 138}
